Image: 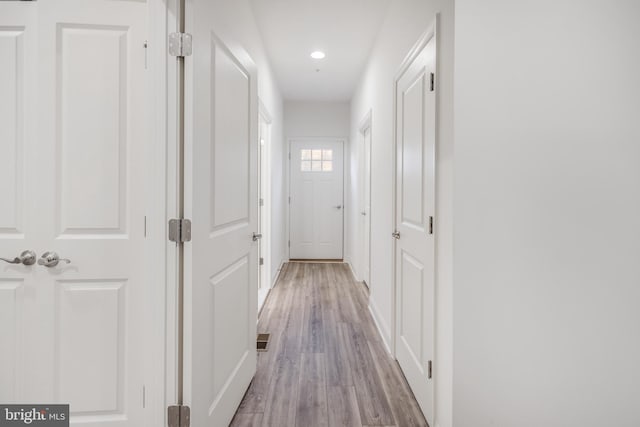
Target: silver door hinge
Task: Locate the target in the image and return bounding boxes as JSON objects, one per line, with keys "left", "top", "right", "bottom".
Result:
{"left": 430, "top": 72, "right": 435, "bottom": 92}
{"left": 260, "top": 257, "right": 264, "bottom": 265}
{"left": 428, "top": 360, "right": 433, "bottom": 379}
{"left": 168, "top": 32, "right": 193, "bottom": 57}
{"left": 168, "top": 219, "right": 192, "bottom": 243}
{"left": 168, "top": 405, "right": 190, "bottom": 427}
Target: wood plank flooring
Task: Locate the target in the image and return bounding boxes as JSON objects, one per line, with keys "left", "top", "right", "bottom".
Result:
{"left": 231, "top": 262, "right": 428, "bottom": 427}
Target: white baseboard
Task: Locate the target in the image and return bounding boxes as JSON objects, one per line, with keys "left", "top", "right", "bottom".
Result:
{"left": 271, "top": 258, "right": 286, "bottom": 287}
{"left": 368, "top": 298, "right": 392, "bottom": 354}
{"left": 345, "top": 260, "right": 361, "bottom": 282}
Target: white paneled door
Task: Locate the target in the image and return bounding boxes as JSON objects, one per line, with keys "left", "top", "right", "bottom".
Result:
{"left": 183, "top": 1, "right": 259, "bottom": 425}
{"left": 290, "top": 140, "right": 344, "bottom": 259}
{"left": 394, "top": 26, "right": 437, "bottom": 425}
{"left": 0, "top": 1, "right": 149, "bottom": 426}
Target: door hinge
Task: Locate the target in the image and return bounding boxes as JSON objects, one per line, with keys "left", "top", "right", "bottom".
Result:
{"left": 168, "top": 405, "right": 190, "bottom": 427}
{"left": 288, "top": 152, "right": 291, "bottom": 160}
{"left": 429, "top": 216, "right": 434, "bottom": 235}
{"left": 168, "top": 32, "right": 193, "bottom": 57}
{"left": 260, "top": 198, "right": 264, "bottom": 207}
{"left": 288, "top": 196, "right": 291, "bottom": 204}
{"left": 428, "top": 360, "right": 433, "bottom": 379}
{"left": 430, "top": 72, "right": 435, "bottom": 92}
{"left": 260, "top": 257, "right": 264, "bottom": 266}
{"left": 288, "top": 240, "right": 290, "bottom": 247}
{"left": 168, "top": 219, "right": 192, "bottom": 243}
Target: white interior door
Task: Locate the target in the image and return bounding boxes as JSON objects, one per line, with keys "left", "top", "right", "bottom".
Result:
{"left": 360, "top": 127, "right": 372, "bottom": 286}
{"left": 290, "top": 139, "right": 344, "bottom": 260}
{"left": 0, "top": 1, "right": 149, "bottom": 426}
{"left": 183, "top": 1, "right": 259, "bottom": 425}
{"left": 394, "top": 28, "right": 437, "bottom": 425}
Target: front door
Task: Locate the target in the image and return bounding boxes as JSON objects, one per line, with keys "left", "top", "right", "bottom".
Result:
{"left": 0, "top": 1, "right": 149, "bottom": 426}
{"left": 289, "top": 139, "right": 344, "bottom": 260}
{"left": 183, "top": 0, "right": 259, "bottom": 425}
{"left": 394, "top": 27, "right": 437, "bottom": 425}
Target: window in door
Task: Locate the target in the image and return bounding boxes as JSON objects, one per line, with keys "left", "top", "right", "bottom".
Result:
{"left": 300, "top": 149, "right": 333, "bottom": 172}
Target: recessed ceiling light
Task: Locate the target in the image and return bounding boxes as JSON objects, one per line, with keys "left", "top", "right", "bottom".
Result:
{"left": 310, "top": 51, "right": 326, "bottom": 59}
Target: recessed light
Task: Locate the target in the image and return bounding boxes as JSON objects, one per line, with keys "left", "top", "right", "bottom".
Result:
{"left": 310, "top": 51, "right": 326, "bottom": 59}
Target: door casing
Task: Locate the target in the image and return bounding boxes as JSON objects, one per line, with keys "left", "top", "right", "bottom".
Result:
{"left": 358, "top": 111, "right": 372, "bottom": 286}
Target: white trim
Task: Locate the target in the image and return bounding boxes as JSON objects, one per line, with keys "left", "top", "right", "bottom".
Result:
{"left": 287, "top": 137, "right": 347, "bottom": 260}
{"left": 162, "top": 0, "right": 181, "bottom": 416}
{"left": 346, "top": 260, "right": 360, "bottom": 283}
{"left": 357, "top": 110, "right": 372, "bottom": 288}
{"left": 145, "top": 1, "right": 175, "bottom": 425}
{"left": 272, "top": 259, "right": 286, "bottom": 287}
{"left": 258, "top": 100, "right": 273, "bottom": 301}
{"left": 369, "top": 299, "right": 392, "bottom": 354}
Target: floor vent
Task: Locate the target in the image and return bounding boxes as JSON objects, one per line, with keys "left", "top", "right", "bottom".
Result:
{"left": 257, "top": 333, "right": 270, "bottom": 352}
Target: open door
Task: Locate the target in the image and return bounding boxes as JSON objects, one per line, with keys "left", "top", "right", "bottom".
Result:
{"left": 393, "top": 23, "right": 437, "bottom": 425}
{"left": 182, "top": 0, "right": 259, "bottom": 425}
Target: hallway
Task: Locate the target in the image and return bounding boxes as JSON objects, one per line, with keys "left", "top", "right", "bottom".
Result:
{"left": 231, "top": 262, "right": 427, "bottom": 427}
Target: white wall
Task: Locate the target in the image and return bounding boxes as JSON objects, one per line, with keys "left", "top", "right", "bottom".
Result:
{"left": 348, "top": 2, "right": 454, "bottom": 427}
{"left": 284, "top": 101, "right": 350, "bottom": 138}
{"left": 194, "top": 0, "right": 286, "bottom": 286}
{"left": 454, "top": 1, "right": 640, "bottom": 426}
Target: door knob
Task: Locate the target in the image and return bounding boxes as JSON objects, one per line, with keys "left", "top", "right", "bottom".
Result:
{"left": 252, "top": 232, "right": 262, "bottom": 241}
{"left": 38, "top": 251, "right": 71, "bottom": 268}
{"left": 392, "top": 231, "right": 401, "bottom": 239}
{"left": 1, "top": 250, "right": 37, "bottom": 266}
{"left": 334, "top": 205, "right": 342, "bottom": 210}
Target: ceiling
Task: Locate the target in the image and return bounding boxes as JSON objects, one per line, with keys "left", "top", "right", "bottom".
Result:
{"left": 250, "top": 0, "right": 391, "bottom": 101}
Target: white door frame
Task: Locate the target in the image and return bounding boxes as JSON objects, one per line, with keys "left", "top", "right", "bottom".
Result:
{"left": 147, "top": 0, "right": 179, "bottom": 425}
{"left": 358, "top": 111, "right": 372, "bottom": 285}
{"left": 258, "top": 99, "right": 273, "bottom": 309}
{"left": 287, "top": 137, "right": 346, "bottom": 260}
{"left": 144, "top": 0, "right": 182, "bottom": 423}
{"left": 391, "top": 16, "right": 439, "bottom": 369}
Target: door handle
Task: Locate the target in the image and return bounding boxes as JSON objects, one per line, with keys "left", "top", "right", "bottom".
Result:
{"left": 334, "top": 205, "right": 342, "bottom": 210}
{"left": 360, "top": 211, "right": 367, "bottom": 216}
{"left": 252, "top": 232, "right": 262, "bottom": 241}
{"left": 38, "top": 251, "right": 71, "bottom": 268}
{"left": 1, "top": 250, "right": 37, "bottom": 266}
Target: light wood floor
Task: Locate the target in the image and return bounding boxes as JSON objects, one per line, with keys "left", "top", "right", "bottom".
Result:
{"left": 230, "top": 262, "right": 428, "bottom": 427}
